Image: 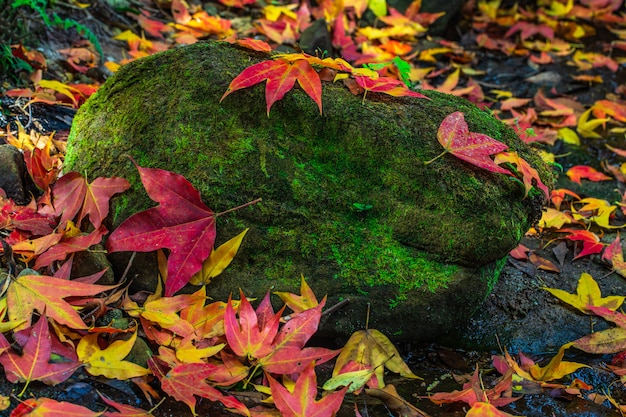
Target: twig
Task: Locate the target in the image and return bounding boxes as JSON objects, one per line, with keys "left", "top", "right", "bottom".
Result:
{"left": 321, "top": 298, "right": 350, "bottom": 317}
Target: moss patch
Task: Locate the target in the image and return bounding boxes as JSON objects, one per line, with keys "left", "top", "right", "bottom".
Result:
{"left": 65, "top": 41, "right": 554, "bottom": 341}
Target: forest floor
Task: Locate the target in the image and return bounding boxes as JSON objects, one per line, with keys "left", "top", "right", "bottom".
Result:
{"left": 4, "top": 0, "right": 626, "bottom": 416}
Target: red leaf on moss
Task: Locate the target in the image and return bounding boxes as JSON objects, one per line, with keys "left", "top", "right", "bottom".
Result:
{"left": 221, "top": 58, "right": 322, "bottom": 115}
{"left": 106, "top": 161, "right": 216, "bottom": 296}
{"left": 353, "top": 76, "right": 429, "bottom": 99}
{"left": 425, "top": 111, "right": 510, "bottom": 174}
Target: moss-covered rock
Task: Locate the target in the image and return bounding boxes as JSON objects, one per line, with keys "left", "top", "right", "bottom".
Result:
{"left": 65, "top": 41, "right": 552, "bottom": 341}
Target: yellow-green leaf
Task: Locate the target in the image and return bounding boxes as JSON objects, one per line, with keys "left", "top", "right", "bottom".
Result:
{"left": 543, "top": 272, "right": 625, "bottom": 314}
{"left": 77, "top": 330, "right": 150, "bottom": 380}
{"left": 189, "top": 228, "right": 248, "bottom": 285}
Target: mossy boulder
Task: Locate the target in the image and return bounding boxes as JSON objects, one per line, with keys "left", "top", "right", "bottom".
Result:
{"left": 65, "top": 41, "right": 552, "bottom": 341}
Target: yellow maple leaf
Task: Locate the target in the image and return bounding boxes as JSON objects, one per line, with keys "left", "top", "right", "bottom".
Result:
{"left": 577, "top": 108, "right": 609, "bottom": 139}
{"left": 537, "top": 208, "right": 573, "bottom": 229}
{"left": 333, "top": 329, "right": 420, "bottom": 389}
{"left": 572, "top": 197, "right": 623, "bottom": 229}
{"left": 543, "top": 272, "right": 625, "bottom": 314}
{"left": 77, "top": 330, "right": 150, "bottom": 380}
{"left": 189, "top": 228, "right": 249, "bottom": 285}
{"left": 274, "top": 275, "right": 319, "bottom": 314}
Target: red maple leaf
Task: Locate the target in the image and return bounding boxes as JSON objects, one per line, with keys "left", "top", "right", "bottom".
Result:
{"left": 560, "top": 229, "right": 604, "bottom": 259}
{"left": 260, "top": 298, "right": 339, "bottom": 374}
{"left": 106, "top": 161, "right": 216, "bottom": 296}
{"left": 51, "top": 172, "right": 130, "bottom": 229}
{"left": 424, "top": 111, "right": 510, "bottom": 174}
{"left": 266, "top": 361, "right": 348, "bottom": 417}
{"left": 147, "top": 358, "right": 249, "bottom": 416}
{"left": 566, "top": 165, "right": 612, "bottom": 185}
{"left": 353, "top": 75, "right": 429, "bottom": 99}
{"left": 221, "top": 58, "right": 322, "bottom": 115}
{"left": 224, "top": 290, "right": 285, "bottom": 360}
{"left": 0, "top": 316, "right": 79, "bottom": 395}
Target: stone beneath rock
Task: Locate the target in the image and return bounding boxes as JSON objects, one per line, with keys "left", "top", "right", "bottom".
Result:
{"left": 0, "top": 144, "right": 30, "bottom": 205}
{"left": 65, "top": 41, "right": 552, "bottom": 341}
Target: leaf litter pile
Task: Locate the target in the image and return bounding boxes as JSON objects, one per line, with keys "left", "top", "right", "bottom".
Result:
{"left": 4, "top": 0, "right": 626, "bottom": 416}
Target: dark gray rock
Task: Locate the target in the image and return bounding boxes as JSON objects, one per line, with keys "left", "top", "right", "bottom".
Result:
{"left": 0, "top": 144, "right": 30, "bottom": 204}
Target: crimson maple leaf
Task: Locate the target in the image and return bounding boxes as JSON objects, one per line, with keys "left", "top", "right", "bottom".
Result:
{"left": 260, "top": 298, "right": 339, "bottom": 374}
{"left": 424, "top": 111, "right": 510, "bottom": 174}
{"left": 147, "top": 358, "right": 249, "bottom": 416}
{"left": 106, "top": 161, "right": 217, "bottom": 296}
{"left": 0, "top": 315, "right": 79, "bottom": 395}
{"left": 266, "top": 361, "right": 348, "bottom": 417}
{"left": 221, "top": 58, "right": 322, "bottom": 115}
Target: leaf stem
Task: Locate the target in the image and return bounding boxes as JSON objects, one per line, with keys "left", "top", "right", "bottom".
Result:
{"left": 423, "top": 150, "right": 447, "bottom": 165}
{"left": 216, "top": 198, "right": 262, "bottom": 217}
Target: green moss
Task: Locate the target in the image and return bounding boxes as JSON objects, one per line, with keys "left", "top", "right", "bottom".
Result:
{"left": 65, "top": 41, "right": 555, "bottom": 341}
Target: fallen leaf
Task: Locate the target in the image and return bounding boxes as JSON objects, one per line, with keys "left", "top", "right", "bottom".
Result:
{"left": 544, "top": 271, "right": 624, "bottom": 314}
{"left": 267, "top": 362, "right": 348, "bottom": 417}
{"left": 106, "top": 161, "right": 217, "bottom": 296}
{"left": 147, "top": 358, "right": 249, "bottom": 416}
{"left": 77, "top": 330, "right": 150, "bottom": 380}
{"left": 221, "top": 58, "right": 322, "bottom": 115}
{"left": 494, "top": 151, "right": 549, "bottom": 199}
{"left": 0, "top": 316, "right": 79, "bottom": 395}
{"left": 7, "top": 272, "right": 115, "bottom": 330}
{"left": 189, "top": 228, "right": 248, "bottom": 285}
{"left": 566, "top": 165, "right": 612, "bottom": 185}
{"left": 424, "top": 111, "right": 510, "bottom": 174}
{"left": 10, "top": 397, "right": 102, "bottom": 416}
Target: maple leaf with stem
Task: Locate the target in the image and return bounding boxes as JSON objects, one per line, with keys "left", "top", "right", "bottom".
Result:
{"left": 424, "top": 111, "right": 510, "bottom": 174}
{"left": 7, "top": 272, "right": 116, "bottom": 330}
{"left": 543, "top": 271, "right": 625, "bottom": 314}
{"left": 147, "top": 357, "right": 249, "bottom": 416}
{"left": 333, "top": 328, "right": 420, "bottom": 389}
{"left": 221, "top": 58, "right": 322, "bottom": 116}
{"left": 0, "top": 315, "right": 80, "bottom": 395}
{"left": 51, "top": 171, "right": 130, "bottom": 229}
{"left": 266, "top": 362, "right": 348, "bottom": 417}
{"left": 107, "top": 160, "right": 220, "bottom": 296}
